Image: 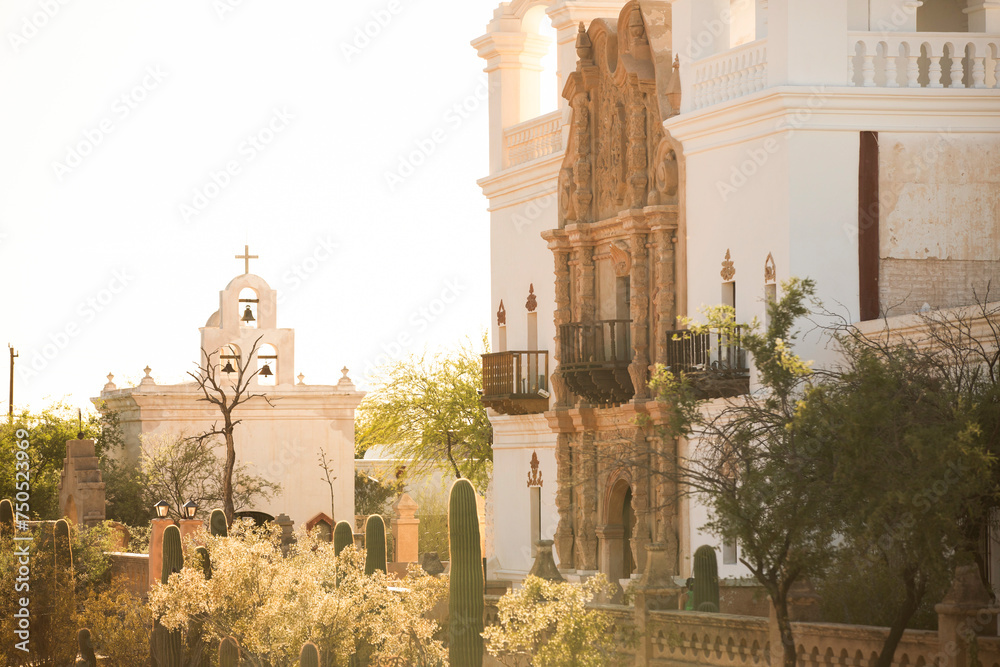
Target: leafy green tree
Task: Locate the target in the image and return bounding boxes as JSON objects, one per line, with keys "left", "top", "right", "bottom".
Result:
{"left": 651, "top": 278, "right": 835, "bottom": 667}
{"left": 356, "top": 338, "right": 493, "bottom": 490}
{"left": 354, "top": 471, "right": 401, "bottom": 518}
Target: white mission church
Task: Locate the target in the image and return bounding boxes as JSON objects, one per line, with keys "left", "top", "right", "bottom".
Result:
{"left": 95, "top": 247, "right": 363, "bottom": 528}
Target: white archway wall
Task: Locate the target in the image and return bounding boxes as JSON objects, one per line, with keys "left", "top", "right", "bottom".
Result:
{"left": 522, "top": 4, "right": 559, "bottom": 115}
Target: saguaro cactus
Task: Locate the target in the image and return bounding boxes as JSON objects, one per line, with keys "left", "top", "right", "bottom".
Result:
{"left": 333, "top": 520, "right": 354, "bottom": 556}
{"left": 0, "top": 498, "right": 13, "bottom": 536}
{"left": 364, "top": 515, "right": 387, "bottom": 575}
{"left": 693, "top": 544, "right": 720, "bottom": 612}
{"left": 210, "top": 509, "right": 228, "bottom": 537}
{"left": 449, "top": 478, "right": 484, "bottom": 667}
{"left": 219, "top": 636, "right": 241, "bottom": 667}
{"left": 299, "top": 641, "right": 320, "bottom": 667}
{"left": 76, "top": 627, "right": 97, "bottom": 666}
{"left": 161, "top": 525, "right": 183, "bottom": 584}
{"left": 194, "top": 545, "right": 212, "bottom": 580}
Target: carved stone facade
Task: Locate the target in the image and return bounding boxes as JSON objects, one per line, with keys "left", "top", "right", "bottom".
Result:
{"left": 543, "top": 2, "right": 684, "bottom": 589}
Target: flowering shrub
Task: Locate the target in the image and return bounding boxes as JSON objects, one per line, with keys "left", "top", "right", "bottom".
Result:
{"left": 148, "top": 520, "right": 447, "bottom": 665}
{"left": 484, "top": 574, "right": 619, "bottom": 667}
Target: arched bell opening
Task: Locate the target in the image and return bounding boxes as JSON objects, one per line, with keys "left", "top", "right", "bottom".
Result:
{"left": 219, "top": 343, "right": 242, "bottom": 377}
{"left": 239, "top": 288, "right": 259, "bottom": 329}
{"left": 257, "top": 343, "right": 277, "bottom": 386}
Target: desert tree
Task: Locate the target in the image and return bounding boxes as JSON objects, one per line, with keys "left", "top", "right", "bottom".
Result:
{"left": 187, "top": 335, "right": 275, "bottom": 526}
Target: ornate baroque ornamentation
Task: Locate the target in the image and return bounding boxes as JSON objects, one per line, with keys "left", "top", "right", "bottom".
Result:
{"left": 609, "top": 241, "right": 632, "bottom": 277}
{"left": 764, "top": 252, "right": 776, "bottom": 283}
{"left": 527, "top": 451, "right": 543, "bottom": 487}
{"left": 496, "top": 300, "right": 506, "bottom": 326}
{"left": 525, "top": 284, "right": 537, "bottom": 312}
{"left": 628, "top": 233, "right": 650, "bottom": 398}
{"left": 554, "top": 433, "right": 575, "bottom": 568}
{"left": 721, "top": 249, "right": 736, "bottom": 282}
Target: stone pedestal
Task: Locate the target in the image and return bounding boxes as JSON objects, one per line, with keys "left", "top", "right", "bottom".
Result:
{"left": 177, "top": 519, "right": 203, "bottom": 553}
{"left": 391, "top": 493, "right": 419, "bottom": 564}
{"left": 275, "top": 513, "right": 295, "bottom": 555}
{"left": 148, "top": 518, "right": 173, "bottom": 588}
{"left": 633, "top": 544, "right": 682, "bottom": 667}
{"left": 58, "top": 439, "right": 106, "bottom": 527}
{"left": 935, "top": 565, "right": 999, "bottom": 667}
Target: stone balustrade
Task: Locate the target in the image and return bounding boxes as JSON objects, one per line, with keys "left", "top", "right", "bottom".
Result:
{"left": 691, "top": 39, "right": 769, "bottom": 110}
{"left": 502, "top": 111, "right": 563, "bottom": 169}
{"left": 848, "top": 32, "right": 1000, "bottom": 88}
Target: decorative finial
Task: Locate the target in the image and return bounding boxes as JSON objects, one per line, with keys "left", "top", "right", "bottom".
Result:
{"left": 576, "top": 22, "right": 593, "bottom": 62}
{"left": 525, "top": 285, "right": 537, "bottom": 312}
{"left": 297, "top": 373, "right": 305, "bottom": 385}
{"left": 497, "top": 300, "right": 506, "bottom": 326}
{"left": 341, "top": 366, "right": 349, "bottom": 379}
{"left": 143, "top": 366, "right": 152, "bottom": 378}
{"left": 140, "top": 366, "right": 155, "bottom": 386}
{"left": 721, "top": 249, "right": 736, "bottom": 282}
{"left": 527, "top": 451, "right": 543, "bottom": 488}
{"left": 764, "top": 252, "right": 776, "bottom": 283}
{"left": 103, "top": 373, "right": 117, "bottom": 392}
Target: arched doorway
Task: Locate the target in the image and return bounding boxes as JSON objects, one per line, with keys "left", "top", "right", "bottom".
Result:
{"left": 599, "top": 477, "right": 637, "bottom": 591}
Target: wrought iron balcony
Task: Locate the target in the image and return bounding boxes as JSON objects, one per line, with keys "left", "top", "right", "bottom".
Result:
{"left": 663, "top": 327, "right": 750, "bottom": 398}
{"left": 481, "top": 350, "right": 550, "bottom": 415}
{"left": 558, "top": 320, "right": 634, "bottom": 405}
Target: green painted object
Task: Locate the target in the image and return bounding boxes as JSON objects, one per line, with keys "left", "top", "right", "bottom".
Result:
{"left": 364, "top": 515, "right": 387, "bottom": 575}
{"left": 0, "top": 499, "right": 13, "bottom": 536}
{"left": 161, "top": 525, "right": 183, "bottom": 585}
{"left": 152, "top": 621, "right": 183, "bottom": 667}
{"left": 219, "top": 636, "right": 241, "bottom": 667}
{"left": 333, "top": 520, "right": 354, "bottom": 556}
{"left": 210, "top": 509, "right": 228, "bottom": 537}
{"left": 299, "top": 641, "right": 320, "bottom": 667}
{"left": 693, "top": 544, "right": 720, "bottom": 612}
{"left": 448, "top": 478, "right": 484, "bottom": 667}
{"left": 194, "top": 545, "right": 212, "bottom": 580}
{"left": 75, "top": 628, "right": 97, "bottom": 666}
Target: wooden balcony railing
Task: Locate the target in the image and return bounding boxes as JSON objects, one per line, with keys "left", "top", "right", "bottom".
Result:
{"left": 481, "top": 350, "right": 549, "bottom": 415}
{"left": 664, "top": 326, "right": 750, "bottom": 398}
{"left": 558, "top": 320, "right": 634, "bottom": 405}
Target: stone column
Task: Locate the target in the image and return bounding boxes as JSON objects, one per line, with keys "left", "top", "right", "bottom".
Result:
{"left": 652, "top": 227, "right": 677, "bottom": 365}
{"left": 391, "top": 493, "right": 420, "bottom": 564}
{"left": 935, "top": 565, "right": 999, "bottom": 667}
{"left": 630, "top": 432, "right": 652, "bottom": 575}
{"left": 148, "top": 518, "right": 173, "bottom": 589}
{"left": 554, "top": 432, "right": 575, "bottom": 570}
{"left": 177, "top": 519, "right": 203, "bottom": 553}
{"left": 575, "top": 433, "right": 598, "bottom": 572}
{"left": 966, "top": 1, "right": 1000, "bottom": 32}
{"left": 552, "top": 248, "right": 572, "bottom": 407}
{"left": 633, "top": 543, "right": 682, "bottom": 667}
{"left": 629, "top": 233, "right": 650, "bottom": 399}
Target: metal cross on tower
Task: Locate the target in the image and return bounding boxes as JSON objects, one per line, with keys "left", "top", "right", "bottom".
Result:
{"left": 235, "top": 245, "right": 258, "bottom": 275}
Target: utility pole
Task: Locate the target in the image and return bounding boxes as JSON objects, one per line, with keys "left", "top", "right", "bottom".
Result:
{"left": 8, "top": 344, "right": 17, "bottom": 423}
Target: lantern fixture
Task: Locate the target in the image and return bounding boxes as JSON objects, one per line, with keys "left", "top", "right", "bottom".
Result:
{"left": 182, "top": 501, "right": 198, "bottom": 520}
{"left": 154, "top": 500, "right": 170, "bottom": 519}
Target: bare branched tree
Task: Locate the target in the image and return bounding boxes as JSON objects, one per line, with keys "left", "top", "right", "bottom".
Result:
{"left": 187, "top": 335, "right": 275, "bottom": 526}
{"left": 318, "top": 446, "right": 337, "bottom": 522}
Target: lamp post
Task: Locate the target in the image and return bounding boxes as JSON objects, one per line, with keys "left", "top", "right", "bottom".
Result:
{"left": 182, "top": 501, "right": 198, "bottom": 520}
{"left": 149, "top": 500, "right": 172, "bottom": 589}
{"left": 154, "top": 500, "right": 170, "bottom": 519}
{"left": 178, "top": 500, "right": 203, "bottom": 551}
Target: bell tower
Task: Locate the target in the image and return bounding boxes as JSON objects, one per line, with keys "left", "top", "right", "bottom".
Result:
{"left": 199, "top": 247, "right": 295, "bottom": 387}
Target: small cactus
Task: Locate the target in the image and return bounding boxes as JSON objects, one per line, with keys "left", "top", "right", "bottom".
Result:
{"left": 333, "top": 520, "right": 354, "bottom": 556}
{"left": 219, "top": 636, "right": 241, "bottom": 667}
{"left": 75, "top": 628, "right": 97, "bottom": 666}
{"left": 364, "top": 515, "right": 387, "bottom": 575}
{"left": 194, "top": 545, "right": 212, "bottom": 580}
{"left": 161, "top": 525, "right": 183, "bottom": 585}
{"left": 448, "top": 478, "right": 484, "bottom": 667}
{"left": 693, "top": 544, "right": 720, "bottom": 612}
{"left": 0, "top": 498, "right": 13, "bottom": 536}
{"left": 210, "top": 509, "right": 228, "bottom": 537}
{"left": 299, "top": 641, "right": 320, "bottom": 667}
{"left": 152, "top": 621, "right": 183, "bottom": 667}
{"left": 54, "top": 519, "right": 74, "bottom": 595}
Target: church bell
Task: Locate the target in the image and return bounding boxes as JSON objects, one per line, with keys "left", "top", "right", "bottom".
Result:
{"left": 260, "top": 363, "right": 273, "bottom": 378}
{"left": 222, "top": 361, "right": 236, "bottom": 374}
{"left": 241, "top": 305, "right": 256, "bottom": 323}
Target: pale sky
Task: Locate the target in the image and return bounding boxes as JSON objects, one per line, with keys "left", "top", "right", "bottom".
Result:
{"left": 0, "top": 1, "right": 559, "bottom": 413}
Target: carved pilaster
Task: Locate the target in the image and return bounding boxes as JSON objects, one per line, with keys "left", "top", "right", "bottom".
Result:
{"left": 653, "top": 229, "right": 677, "bottom": 364}
{"left": 571, "top": 92, "right": 593, "bottom": 224}
{"left": 554, "top": 432, "right": 575, "bottom": 569}
{"left": 629, "top": 233, "right": 650, "bottom": 398}
{"left": 575, "top": 432, "right": 599, "bottom": 571}
{"left": 626, "top": 96, "right": 648, "bottom": 210}
{"left": 630, "top": 431, "right": 652, "bottom": 575}
{"left": 654, "top": 436, "right": 679, "bottom": 574}
{"left": 577, "top": 246, "right": 596, "bottom": 323}
{"left": 552, "top": 249, "right": 572, "bottom": 407}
